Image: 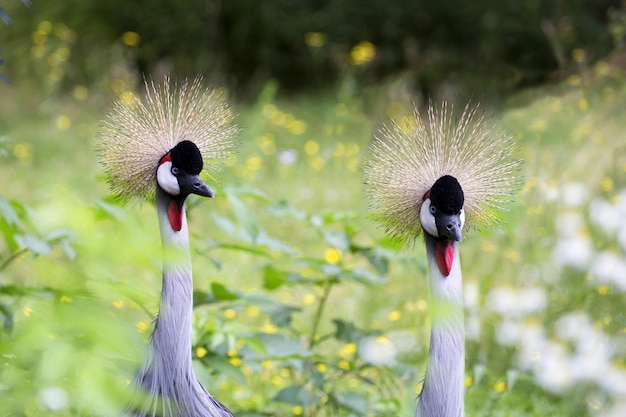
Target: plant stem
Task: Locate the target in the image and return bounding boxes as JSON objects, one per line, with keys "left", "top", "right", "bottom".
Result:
{"left": 308, "top": 279, "right": 333, "bottom": 349}
{"left": 0, "top": 248, "right": 28, "bottom": 272}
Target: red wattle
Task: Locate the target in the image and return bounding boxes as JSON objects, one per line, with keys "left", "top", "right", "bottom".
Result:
{"left": 168, "top": 200, "right": 183, "bottom": 231}
{"left": 435, "top": 240, "right": 454, "bottom": 277}
{"left": 160, "top": 152, "right": 172, "bottom": 164}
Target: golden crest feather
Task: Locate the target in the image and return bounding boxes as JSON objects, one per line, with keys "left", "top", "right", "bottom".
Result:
{"left": 362, "top": 101, "right": 522, "bottom": 243}
{"left": 98, "top": 76, "right": 239, "bottom": 202}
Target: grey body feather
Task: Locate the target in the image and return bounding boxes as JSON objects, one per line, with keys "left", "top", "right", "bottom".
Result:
{"left": 129, "top": 188, "right": 234, "bottom": 417}
{"left": 416, "top": 235, "right": 464, "bottom": 417}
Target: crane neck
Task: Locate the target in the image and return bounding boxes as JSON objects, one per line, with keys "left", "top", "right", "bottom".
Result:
{"left": 416, "top": 233, "right": 465, "bottom": 417}
{"left": 149, "top": 187, "right": 195, "bottom": 373}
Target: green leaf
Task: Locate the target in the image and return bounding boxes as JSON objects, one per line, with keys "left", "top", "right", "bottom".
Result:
{"left": 15, "top": 234, "right": 51, "bottom": 255}
{"left": 211, "top": 282, "right": 241, "bottom": 301}
{"left": 248, "top": 333, "right": 313, "bottom": 359}
{"left": 268, "top": 304, "right": 299, "bottom": 327}
{"left": 0, "top": 300, "right": 13, "bottom": 333}
{"left": 0, "top": 196, "right": 20, "bottom": 226}
{"left": 323, "top": 230, "right": 350, "bottom": 251}
{"left": 333, "top": 391, "right": 368, "bottom": 414}
{"left": 262, "top": 266, "right": 289, "bottom": 290}
{"left": 333, "top": 318, "right": 360, "bottom": 343}
{"left": 210, "top": 213, "right": 237, "bottom": 236}
{"left": 193, "top": 290, "right": 217, "bottom": 306}
{"left": 274, "top": 385, "right": 316, "bottom": 406}
{"left": 225, "top": 184, "right": 272, "bottom": 203}
{"left": 195, "top": 355, "right": 246, "bottom": 385}
{"left": 228, "top": 194, "right": 260, "bottom": 241}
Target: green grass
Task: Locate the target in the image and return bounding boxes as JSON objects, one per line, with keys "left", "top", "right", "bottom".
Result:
{"left": 1, "top": 59, "right": 626, "bottom": 417}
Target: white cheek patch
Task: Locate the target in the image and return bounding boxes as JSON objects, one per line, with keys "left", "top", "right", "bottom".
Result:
{"left": 420, "top": 199, "right": 438, "bottom": 237}
{"left": 459, "top": 207, "right": 466, "bottom": 230}
{"left": 156, "top": 161, "right": 180, "bottom": 196}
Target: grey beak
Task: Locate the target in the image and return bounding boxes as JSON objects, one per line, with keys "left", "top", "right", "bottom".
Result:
{"left": 179, "top": 173, "right": 215, "bottom": 198}
{"left": 436, "top": 213, "right": 463, "bottom": 241}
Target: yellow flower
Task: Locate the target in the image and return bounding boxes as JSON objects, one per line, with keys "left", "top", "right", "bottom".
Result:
{"left": 594, "top": 60, "right": 610, "bottom": 77}
{"left": 112, "top": 300, "right": 125, "bottom": 309}
{"left": 572, "top": 48, "right": 586, "bottom": 63}
{"left": 567, "top": 74, "right": 581, "bottom": 86}
{"left": 73, "top": 85, "right": 89, "bottom": 101}
{"left": 263, "top": 321, "right": 277, "bottom": 334}
{"left": 338, "top": 360, "right": 351, "bottom": 370}
{"left": 303, "top": 294, "right": 316, "bottom": 305}
{"left": 38, "top": 21, "right": 53, "bottom": 35}
{"left": 601, "top": 177, "right": 613, "bottom": 192}
{"left": 598, "top": 286, "right": 610, "bottom": 296}
{"left": 229, "top": 357, "right": 242, "bottom": 367}
{"left": 305, "top": 32, "right": 326, "bottom": 48}
{"left": 494, "top": 381, "right": 506, "bottom": 393}
{"left": 292, "top": 406, "right": 303, "bottom": 416}
{"left": 504, "top": 249, "right": 521, "bottom": 263}
{"left": 324, "top": 247, "right": 342, "bottom": 264}
{"left": 316, "top": 363, "right": 327, "bottom": 373}
{"left": 224, "top": 309, "right": 237, "bottom": 319}
{"left": 578, "top": 98, "right": 588, "bottom": 111}
{"left": 12, "top": 143, "right": 32, "bottom": 160}
{"left": 339, "top": 343, "right": 357, "bottom": 359}
{"left": 288, "top": 120, "right": 307, "bottom": 135}
{"left": 246, "top": 305, "right": 260, "bottom": 318}
{"left": 311, "top": 156, "right": 325, "bottom": 171}
{"left": 196, "top": 347, "right": 208, "bottom": 358}
{"left": 387, "top": 310, "right": 401, "bottom": 321}
{"left": 122, "top": 31, "right": 141, "bottom": 47}
{"left": 23, "top": 306, "right": 34, "bottom": 317}
{"left": 481, "top": 241, "right": 497, "bottom": 253}
{"left": 350, "top": 41, "right": 376, "bottom": 65}
{"left": 304, "top": 140, "right": 319, "bottom": 156}
{"left": 465, "top": 376, "right": 473, "bottom": 387}
{"left": 59, "top": 295, "right": 72, "bottom": 303}
{"left": 136, "top": 320, "right": 150, "bottom": 333}
{"left": 56, "top": 115, "right": 71, "bottom": 131}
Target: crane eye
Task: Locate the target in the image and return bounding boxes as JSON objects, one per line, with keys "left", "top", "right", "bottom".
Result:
{"left": 429, "top": 205, "right": 436, "bottom": 215}
{"left": 171, "top": 166, "right": 179, "bottom": 175}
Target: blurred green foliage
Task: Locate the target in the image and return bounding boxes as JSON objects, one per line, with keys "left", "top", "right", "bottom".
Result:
{"left": 1, "top": 1, "right": 626, "bottom": 416}
{"left": 0, "top": 0, "right": 621, "bottom": 96}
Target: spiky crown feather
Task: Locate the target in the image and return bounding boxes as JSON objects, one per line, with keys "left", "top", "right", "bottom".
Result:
{"left": 98, "top": 77, "right": 239, "bottom": 202}
{"left": 362, "top": 101, "right": 522, "bottom": 244}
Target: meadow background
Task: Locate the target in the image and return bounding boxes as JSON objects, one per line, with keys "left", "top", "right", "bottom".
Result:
{"left": 1, "top": 1, "right": 626, "bottom": 416}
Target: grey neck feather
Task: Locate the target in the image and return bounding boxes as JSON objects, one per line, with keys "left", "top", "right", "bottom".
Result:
{"left": 416, "top": 234, "right": 465, "bottom": 417}
{"left": 129, "top": 187, "right": 234, "bottom": 417}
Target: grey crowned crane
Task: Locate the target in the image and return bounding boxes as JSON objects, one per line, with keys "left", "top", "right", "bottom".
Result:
{"left": 363, "top": 102, "right": 521, "bottom": 417}
{"left": 98, "top": 78, "right": 239, "bottom": 417}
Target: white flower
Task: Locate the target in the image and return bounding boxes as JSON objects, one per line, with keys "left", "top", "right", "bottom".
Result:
{"left": 590, "top": 251, "right": 626, "bottom": 290}
{"left": 464, "top": 281, "right": 479, "bottom": 310}
{"left": 555, "top": 312, "right": 592, "bottom": 342}
{"left": 359, "top": 335, "right": 397, "bottom": 366}
{"left": 495, "top": 319, "right": 522, "bottom": 345}
{"left": 277, "top": 149, "right": 297, "bottom": 165}
{"left": 555, "top": 211, "right": 585, "bottom": 238}
{"left": 552, "top": 234, "right": 593, "bottom": 270}
{"left": 533, "top": 341, "right": 574, "bottom": 392}
{"left": 487, "top": 287, "right": 547, "bottom": 318}
{"left": 560, "top": 182, "right": 588, "bottom": 207}
{"left": 617, "top": 223, "right": 626, "bottom": 253}
{"left": 466, "top": 313, "right": 481, "bottom": 341}
{"left": 38, "top": 386, "right": 69, "bottom": 411}
{"left": 589, "top": 197, "right": 621, "bottom": 235}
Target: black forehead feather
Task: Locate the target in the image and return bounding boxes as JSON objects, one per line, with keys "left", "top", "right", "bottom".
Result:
{"left": 169, "top": 140, "right": 204, "bottom": 175}
{"left": 429, "top": 175, "right": 464, "bottom": 214}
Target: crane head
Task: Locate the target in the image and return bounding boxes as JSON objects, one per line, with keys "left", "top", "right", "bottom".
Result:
{"left": 157, "top": 140, "right": 214, "bottom": 199}
{"left": 419, "top": 175, "right": 465, "bottom": 277}
{"left": 420, "top": 175, "right": 465, "bottom": 241}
